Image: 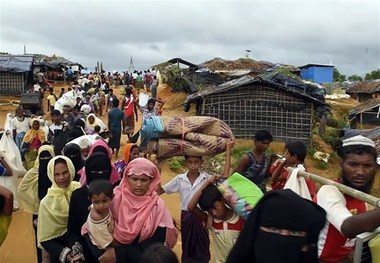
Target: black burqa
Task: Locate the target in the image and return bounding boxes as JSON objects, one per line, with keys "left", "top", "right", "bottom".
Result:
{"left": 226, "top": 189, "right": 326, "bottom": 263}
{"left": 67, "top": 151, "right": 112, "bottom": 263}
{"left": 37, "top": 150, "right": 53, "bottom": 200}
{"left": 63, "top": 143, "right": 84, "bottom": 181}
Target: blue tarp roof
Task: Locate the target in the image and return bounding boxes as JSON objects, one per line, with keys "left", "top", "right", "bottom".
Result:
{"left": 0, "top": 55, "right": 34, "bottom": 72}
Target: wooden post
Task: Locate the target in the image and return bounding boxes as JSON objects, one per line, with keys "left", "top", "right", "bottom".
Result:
{"left": 360, "top": 112, "right": 363, "bottom": 129}
{"left": 287, "top": 167, "right": 380, "bottom": 207}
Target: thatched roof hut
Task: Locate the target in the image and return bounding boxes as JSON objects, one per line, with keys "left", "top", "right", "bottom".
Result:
{"left": 349, "top": 98, "right": 380, "bottom": 127}
{"left": 346, "top": 80, "right": 380, "bottom": 102}
{"left": 184, "top": 76, "right": 327, "bottom": 145}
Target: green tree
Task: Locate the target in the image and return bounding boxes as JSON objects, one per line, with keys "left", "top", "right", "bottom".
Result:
{"left": 333, "top": 68, "right": 346, "bottom": 82}
{"left": 347, "top": 74, "right": 363, "bottom": 82}
{"left": 364, "top": 69, "right": 380, "bottom": 80}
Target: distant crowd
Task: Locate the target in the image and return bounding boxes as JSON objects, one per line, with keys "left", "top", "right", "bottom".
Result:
{"left": 0, "top": 68, "right": 379, "bottom": 263}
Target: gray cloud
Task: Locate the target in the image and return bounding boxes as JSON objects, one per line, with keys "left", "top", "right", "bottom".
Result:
{"left": 1, "top": 0, "right": 379, "bottom": 76}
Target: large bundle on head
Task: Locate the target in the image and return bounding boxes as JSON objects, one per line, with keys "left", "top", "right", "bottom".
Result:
{"left": 143, "top": 116, "right": 234, "bottom": 160}
{"left": 54, "top": 90, "right": 78, "bottom": 113}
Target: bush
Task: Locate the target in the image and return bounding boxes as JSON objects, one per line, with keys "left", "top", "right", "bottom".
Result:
{"left": 168, "top": 156, "right": 186, "bottom": 172}
{"left": 326, "top": 117, "right": 347, "bottom": 129}
{"left": 307, "top": 146, "right": 317, "bottom": 157}
{"left": 322, "top": 129, "right": 342, "bottom": 151}
{"left": 315, "top": 160, "right": 328, "bottom": 170}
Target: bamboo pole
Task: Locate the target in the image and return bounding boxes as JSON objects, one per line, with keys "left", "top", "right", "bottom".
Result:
{"left": 287, "top": 167, "right": 380, "bottom": 207}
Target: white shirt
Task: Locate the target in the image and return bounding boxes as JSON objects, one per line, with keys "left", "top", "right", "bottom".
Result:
{"left": 33, "top": 84, "right": 41, "bottom": 92}
{"left": 162, "top": 171, "right": 209, "bottom": 211}
{"left": 49, "top": 123, "right": 63, "bottom": 134}
{"left": 11, "top": 117, "right": 31, "bottom": 133}
{"left": 316, "top": 185, "right": 365, "bottom": 258}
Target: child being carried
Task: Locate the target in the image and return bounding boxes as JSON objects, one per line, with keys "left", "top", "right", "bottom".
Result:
{"left": 82, "top": 180, "right": 115, "bottom": 250}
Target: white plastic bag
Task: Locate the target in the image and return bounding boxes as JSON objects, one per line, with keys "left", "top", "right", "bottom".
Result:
{"left": 54, "top": 90, "right": 78, "bottom": 113}
{"left": 4, "top": 113, "right": 13, "bottom": 133}
{"left": 284, "top": 166, "right": 312, "bottom": 200}
{"left": 0, "top": 132, "right": 27, "bottom": 209}
{"left": 138, "top": 93, "right": 150, "bottom": 108}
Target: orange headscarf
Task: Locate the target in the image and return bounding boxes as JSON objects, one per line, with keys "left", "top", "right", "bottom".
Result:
{"left": 112, "top": 158, "right": 177, "bottom": 247}
{"left": 124, "top": 143, "right": 137, "bottom": 163}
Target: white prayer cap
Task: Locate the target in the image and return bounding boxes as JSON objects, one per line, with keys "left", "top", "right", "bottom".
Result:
{"left": 342, "top": 135, "right": 376, "bottom": 149}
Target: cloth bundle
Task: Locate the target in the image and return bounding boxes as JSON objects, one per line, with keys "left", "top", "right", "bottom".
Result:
{"left": 283, "top": 165, "right": 312, "bottom": 200}
{"left": 217, "top": 172, "right": 264, "bottom": 220}
{"left": 144, "top": 116, "right": 234, "bottom": 160}
{"left": 0, "top": 132, "right": 27, "bottom": 209}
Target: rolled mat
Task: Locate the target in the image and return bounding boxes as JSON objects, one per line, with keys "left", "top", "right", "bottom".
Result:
{"left": 145, "top": 116, "right": 234, "bottom": 159}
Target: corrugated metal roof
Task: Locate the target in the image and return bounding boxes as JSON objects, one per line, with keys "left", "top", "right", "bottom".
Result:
{"left": 0, "top": 55, "right": 34, "bottom": 72}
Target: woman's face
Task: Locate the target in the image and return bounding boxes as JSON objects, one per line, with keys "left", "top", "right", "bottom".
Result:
{"left": 127, "top": 174, "right": 151, "bottom": 196}
{"left": 81, "top": 146, "right": 90, "bottom": 158}
{"left": 54, "top": 162, "right": 70, "bottom": 188}
{"left": 129, "top": 147, "right": 140, "bottom": 162}
{"left": 32, "top": 121, "right": 40, "bottom": 130}
{"left": 88, "top": 116, "right": 95, "bottom": 124}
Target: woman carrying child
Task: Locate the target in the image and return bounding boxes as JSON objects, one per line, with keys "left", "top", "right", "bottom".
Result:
{"left": 92, "top": 158, "right": 177, "bottom": 263}
{"left": 67, "top": 152, "right": 113, "bottom": 263}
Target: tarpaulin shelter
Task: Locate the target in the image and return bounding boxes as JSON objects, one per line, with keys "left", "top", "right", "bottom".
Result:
{"left": 0, "top": 54, "right": 34, "bottom": 95}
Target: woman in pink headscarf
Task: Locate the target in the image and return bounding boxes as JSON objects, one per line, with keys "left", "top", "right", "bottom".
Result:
{"left": 79, "top": 139, "right": 120, "bottom": 185}
{"left": 95, "top": 158, "right": 177, "bottom": 263}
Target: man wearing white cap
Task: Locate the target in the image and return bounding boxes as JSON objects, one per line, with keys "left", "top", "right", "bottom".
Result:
{"left": 316, "top": 135, "right": 380, "bottom": 263}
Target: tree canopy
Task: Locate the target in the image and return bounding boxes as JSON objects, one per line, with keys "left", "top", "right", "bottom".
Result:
{"left": 364, "top": 69, "right": 380, "bottom": 80}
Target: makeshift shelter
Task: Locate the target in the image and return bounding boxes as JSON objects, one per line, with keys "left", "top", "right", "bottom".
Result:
{"left": 346, "top": 80, "right": 380, "bottom": 103}
{"left": 33, "top": 55, "right": 84, "bottom": 81}
{"left": 349, "top": 98, "right": 380, "bottom": 128}
{"left": 183, "top": 76, "right": 327, "bottom": 145}
{"left": 0, "top": 54, "right": 34, "bottom": 95}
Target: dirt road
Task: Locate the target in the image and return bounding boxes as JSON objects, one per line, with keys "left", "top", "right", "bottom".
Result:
{"left": 0, "top": 85, "right": 191, "bottom": 262}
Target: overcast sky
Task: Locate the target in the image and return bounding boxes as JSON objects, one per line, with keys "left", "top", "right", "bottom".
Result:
{"left": 1, "top": 0, "right": 379, "bottom": 76}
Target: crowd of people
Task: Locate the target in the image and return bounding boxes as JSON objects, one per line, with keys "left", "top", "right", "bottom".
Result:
{"left": 0, "top": 70, "right": 380, "bottom": 263}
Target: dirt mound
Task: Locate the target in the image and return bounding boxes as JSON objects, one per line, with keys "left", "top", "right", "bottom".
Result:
{"left": 200, "top": 57, "right": 270, "bottom": 72}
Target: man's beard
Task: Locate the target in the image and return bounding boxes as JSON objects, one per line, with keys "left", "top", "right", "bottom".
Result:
{"left": 341, "top": 172, "right": 375, "bottom": 194}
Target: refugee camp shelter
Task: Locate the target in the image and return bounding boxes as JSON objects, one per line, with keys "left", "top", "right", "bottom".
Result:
{"left": 346, "top": 80, "right": 380, "bottom": 103}
{"left": 348, "top": 98, "right": 380, "bottom": 128}
{"left": 183, "top": 76, "right": 327, "bottom": 145}
{"left": 299, "top": 63, "right": 334, "bottom": 84}
{"left": 0, "top": 54, "right": 34, "bottom": 95}
{"left": 33, "top": 55, "right": 83, "bottom": 81}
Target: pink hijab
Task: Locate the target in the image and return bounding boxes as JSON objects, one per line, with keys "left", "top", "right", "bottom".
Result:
{"left": 79, "top": 139, "right": 120, "bottom": 185}
{"left": 112, "top": 158, "right": 177, "bottom": 247}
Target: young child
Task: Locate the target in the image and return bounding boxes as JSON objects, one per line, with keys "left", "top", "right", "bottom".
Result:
{"left": 234, "top": 130, "right": 273, "bottom": 193}
{"left": 188, "top": 178, "right": 245, "bottom": 263}
{"left": 48, "top": 110, "right": 63, "bottom": 144}
{"left": 270, "top": 141, "right": 316, "bottom": 197}
{"left": 11, "top": 106, "right": 30, "bottom": 151}
{"left": 157, "top": 156, "right": 211, "bottom": 263}
{"left": 46, "top": 87, "right": 58, "bottom": 113}
{"left": 82, "top": 180, "right": 114, "bottom": 251}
